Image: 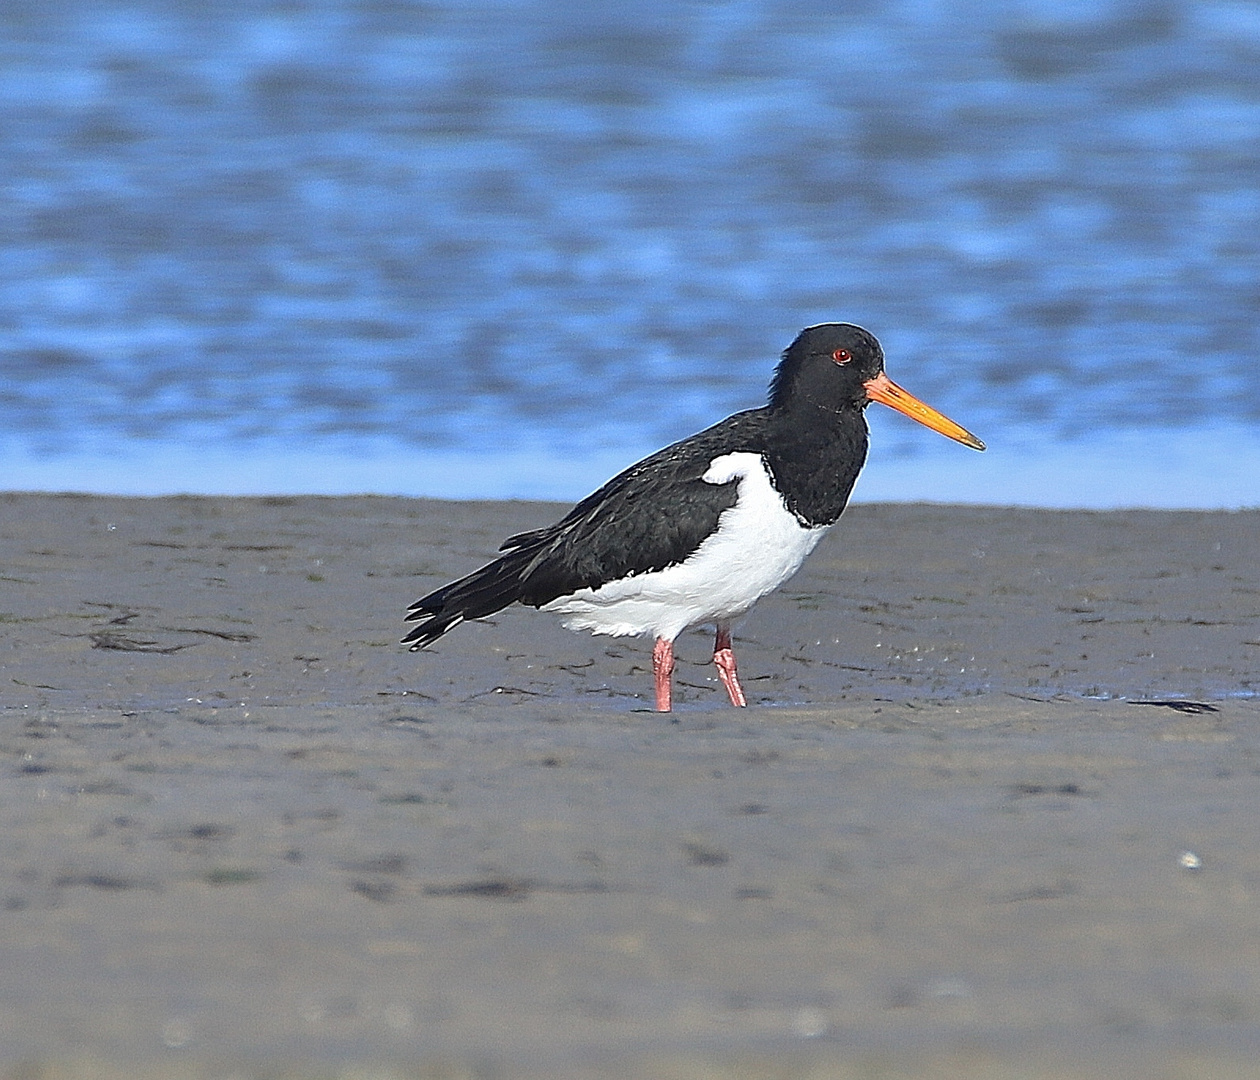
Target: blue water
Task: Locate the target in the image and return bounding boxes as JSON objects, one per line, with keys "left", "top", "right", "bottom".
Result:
{"left": 3, "top": 0, "right": 1260, "bottom": 506}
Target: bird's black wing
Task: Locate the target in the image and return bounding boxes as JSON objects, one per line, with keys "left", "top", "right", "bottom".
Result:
{"left": 402, "top": 410, "right": 768, "bottom": 649}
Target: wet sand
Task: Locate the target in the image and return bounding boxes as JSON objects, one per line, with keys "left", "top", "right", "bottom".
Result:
{"left": 2, "top": 493, "right": 1259, "bottom": 1078}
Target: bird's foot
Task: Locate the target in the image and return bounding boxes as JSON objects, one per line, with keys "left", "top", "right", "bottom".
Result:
{"left": 652, "top": 637, "right": 675, "bottom": 712}
{"left": 713, "top": 626, "right": 746, "bottom": 707}
{"left": 713, "top": 647, "right": 747, "bottom": 707}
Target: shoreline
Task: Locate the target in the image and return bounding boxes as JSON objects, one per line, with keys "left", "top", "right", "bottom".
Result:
{"left": 5, "top": 422, "right": 1260, "bottom": 508}
{"left": 2, "top": 494, "right": 1259, "bottom": 1075}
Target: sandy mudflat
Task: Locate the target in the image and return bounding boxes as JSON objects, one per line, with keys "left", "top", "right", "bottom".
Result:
{"left": 2, "top": 493, "right": 1260, "bottom": 1078}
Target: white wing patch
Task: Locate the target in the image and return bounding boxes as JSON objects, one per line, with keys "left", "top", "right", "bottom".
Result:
{"left": 542, "top": 452, "right": 829, "bottom": 640}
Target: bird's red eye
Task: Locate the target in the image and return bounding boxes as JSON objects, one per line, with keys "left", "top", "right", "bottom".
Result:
{"left": 832, "top": 348, "right": 851, "bottom": 364}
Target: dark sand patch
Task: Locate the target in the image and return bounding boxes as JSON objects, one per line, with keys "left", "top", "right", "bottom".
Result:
{"left": 1, "top": 494, "right": 1259, "bottom": 1076}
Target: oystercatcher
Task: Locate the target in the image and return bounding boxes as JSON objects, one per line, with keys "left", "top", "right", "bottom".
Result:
{"left": 403, "top": 323, "right": 984, "bottom": 711}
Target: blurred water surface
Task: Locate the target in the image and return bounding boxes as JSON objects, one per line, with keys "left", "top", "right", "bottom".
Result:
{"left": 2, "top": 0, "right": 1259, "bottom": 503}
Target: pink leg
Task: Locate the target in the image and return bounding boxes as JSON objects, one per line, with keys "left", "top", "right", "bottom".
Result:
{"left": 713, "top": 624, "right": 747, "bottom": 707}
{"left": 652, "top": 636, "right": 675, "bottom": 712}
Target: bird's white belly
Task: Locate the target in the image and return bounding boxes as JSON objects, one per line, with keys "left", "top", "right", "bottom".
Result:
{"left": 541, "top": 452, "right": 828, "bottom": 640}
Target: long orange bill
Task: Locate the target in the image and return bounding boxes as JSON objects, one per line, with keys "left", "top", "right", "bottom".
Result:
{"left": 864, "top": 372, "right": 986, "bottom": 451}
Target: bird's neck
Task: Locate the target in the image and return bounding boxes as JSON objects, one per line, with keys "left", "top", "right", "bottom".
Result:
{"left": 762, "top": 405, "right": 870, "bottom": 528}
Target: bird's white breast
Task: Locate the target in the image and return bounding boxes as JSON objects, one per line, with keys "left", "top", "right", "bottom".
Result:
{"left": 542, "top": 452, "right": 828, "bottom": 640}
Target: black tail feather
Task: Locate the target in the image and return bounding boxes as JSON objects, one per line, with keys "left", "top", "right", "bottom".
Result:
{"left": 401, "top": 611, "right": 465, "bottom": 650}
{"left": 401, "top": 547, "right": 538, "bottom": 649}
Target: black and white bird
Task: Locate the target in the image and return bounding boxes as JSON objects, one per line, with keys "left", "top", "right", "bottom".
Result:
{"left": 403, "top": 323, "right": 984, "bottom": 711}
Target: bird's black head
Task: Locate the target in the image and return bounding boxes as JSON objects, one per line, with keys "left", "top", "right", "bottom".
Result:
{"left": 768, "top": 322, "right": 986, "bottom": 450}
{"left": 768, "top": 323, "right": 885, "bottom": 414}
